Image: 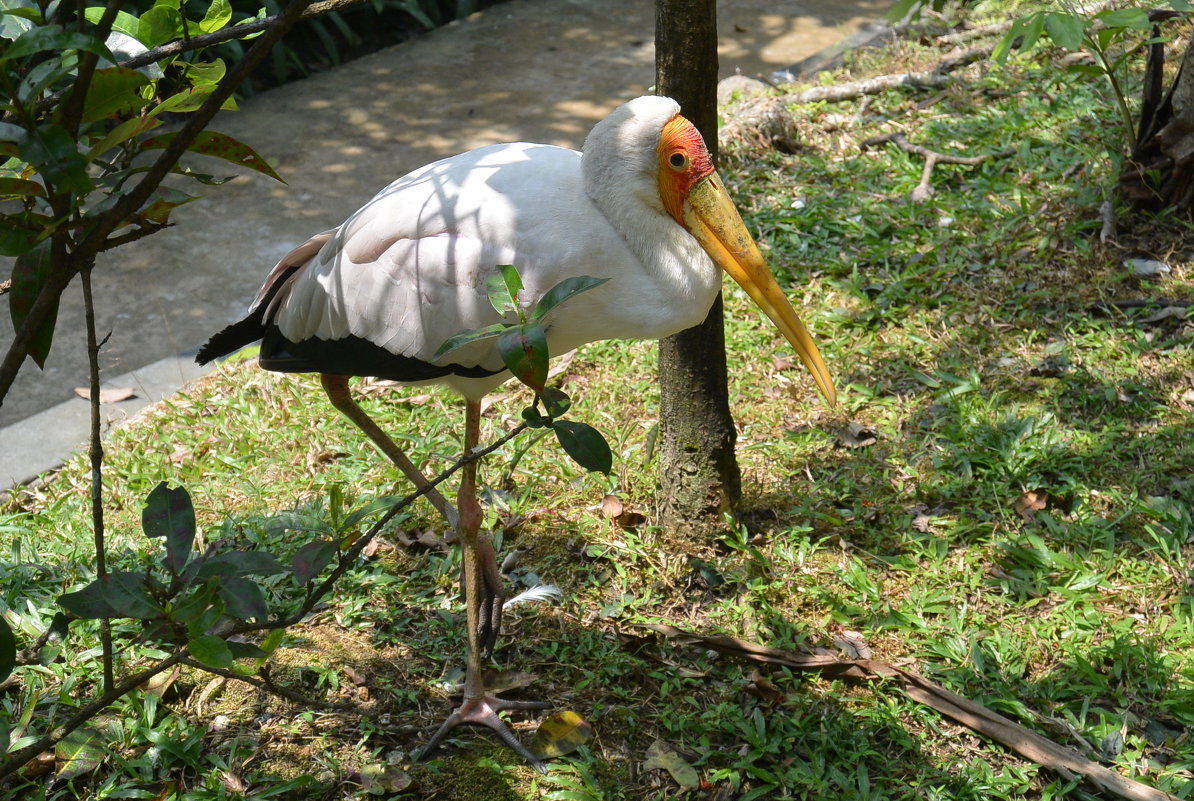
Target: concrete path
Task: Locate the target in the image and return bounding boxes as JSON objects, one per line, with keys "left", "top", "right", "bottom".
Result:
{"left": 0, "top": 0, "right": 891, "bottom": 489}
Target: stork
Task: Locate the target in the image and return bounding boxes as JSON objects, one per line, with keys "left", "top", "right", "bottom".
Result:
{"left": 197, "top": 95, "right": 835, "bottom": 768}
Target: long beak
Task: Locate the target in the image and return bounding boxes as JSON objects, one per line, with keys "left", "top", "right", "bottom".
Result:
{"left": 682, "top": 172, "right": 836, "bottom": 406}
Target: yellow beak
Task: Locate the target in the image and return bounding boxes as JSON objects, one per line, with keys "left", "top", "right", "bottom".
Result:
{"left": 682, "top": 172, "right": 836, "bottom": 406}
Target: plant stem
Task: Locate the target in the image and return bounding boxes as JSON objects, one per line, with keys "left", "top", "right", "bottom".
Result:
{"left": 81, "top": 265, "right": 114, "bottom": 693}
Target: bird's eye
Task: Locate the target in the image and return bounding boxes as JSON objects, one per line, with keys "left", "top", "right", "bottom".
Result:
{"left": 669, "top": 151, "right": 688, "bottom": 170}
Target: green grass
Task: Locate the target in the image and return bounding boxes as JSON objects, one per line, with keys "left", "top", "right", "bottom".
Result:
{"left": 3, "top": 13, "right": 1194, "bottom": 801}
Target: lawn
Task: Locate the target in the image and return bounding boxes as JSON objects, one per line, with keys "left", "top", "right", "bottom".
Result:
{"left": 2, "top": 7, "right": 1193, "bottom": 801}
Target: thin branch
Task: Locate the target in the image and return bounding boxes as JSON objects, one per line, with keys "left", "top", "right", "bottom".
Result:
{"left": 0, "top": 416, "right": 529, "bottom": 784}
{"left": 0, "top": 0, "right": 317, "bottom": 411}
{"left": 860, "top": 131, "right": 1015, "bottom": 201}
{"left": 178, "top": 658, "right": 363, "bottom": 712}
{"left": 81, "top": 265, "right": 115, "bottom": 693}
{"left": 120, "top": 0, "right": 371, "bottom": 71}
{"left": 0, "top": 652, "right": 187, "bottom": 784}
{"left": 225, "top": 419, "right": 530, "bottom": 638}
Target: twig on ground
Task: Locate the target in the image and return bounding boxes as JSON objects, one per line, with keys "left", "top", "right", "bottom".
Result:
{"left": 178, "top": 658, "right": 364, "bottom": 712}
{"left": 644, "top": 624, "right": 1180, "bottom": 801}
{"left": 860, "top": 131, "right": 1015, "bottom": 201}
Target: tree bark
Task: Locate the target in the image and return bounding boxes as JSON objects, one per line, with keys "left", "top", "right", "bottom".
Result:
{"left": 655, "top": 0, "right": 741, "bottom": 533}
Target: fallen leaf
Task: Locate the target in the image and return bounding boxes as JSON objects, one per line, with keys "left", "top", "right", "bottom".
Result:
{"left": 1141, "top": 306, "right": 1188, "bottom": 324}
{"left": 833, "top": 629, "right": 872, "bottom": 660}
{"left": 53, "top": 725, "right": 106, "bottom": 784}
{"left": 1014, "top": 490, "right": 1048, "bottom": 522}
{"left": 836, "top": 421, "right": 877, "bottom": 449}
{"left": 142, "top": 665, "right": 181, "bottom": 697}
{"left": 358, "top": 762, "right": 413, "bottom": 794}
{"left": 744, "top": 669, "right": 785, "bottom": 705}
{"left": 73, "top": 386, "right": 136, "bottom": 403}
{"left": 483, "top": 668, "right": 537, "bottom": 695}
{"left": 600, "top": 494, "right": 623, "bottom": 518}
{"left": 343, "top": 665, "right": 367, "bottom": 686}
{"left": 643, "top": 739, "right": 699, "bottom": 789}
{"left": 771, "top": 354, "right": 797, "bottom": 371}
{"left": 530, "top": 710, "right": 593, "bottom": 759}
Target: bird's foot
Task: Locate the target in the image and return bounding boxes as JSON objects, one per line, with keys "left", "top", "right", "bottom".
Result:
{"left": 416, "top": 695, "right": 552, "bottom": 771}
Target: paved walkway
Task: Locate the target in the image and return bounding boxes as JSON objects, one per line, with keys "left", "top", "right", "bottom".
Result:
{"left": 0, "top": 0, "right": 892, "bottom": 489}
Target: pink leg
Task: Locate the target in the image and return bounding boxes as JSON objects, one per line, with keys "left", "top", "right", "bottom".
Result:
{"left": 417, "top": 399, "right": 550, "bottom": 770}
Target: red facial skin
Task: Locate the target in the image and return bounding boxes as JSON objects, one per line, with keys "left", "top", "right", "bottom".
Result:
{"left": 656, "top": 114, "right": 715, "bottom": 226}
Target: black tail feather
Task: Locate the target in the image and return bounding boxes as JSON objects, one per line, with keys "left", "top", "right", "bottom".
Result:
{"left": 196, "top": 310, "right": 266, "bottom": 365}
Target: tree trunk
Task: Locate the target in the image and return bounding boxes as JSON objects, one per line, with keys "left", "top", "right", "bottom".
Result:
{"left": 1121, "top": 26, "right": 1194, "bottom": 212}
{"left": 655, "top": 0, "right": 742, "bottom": 534}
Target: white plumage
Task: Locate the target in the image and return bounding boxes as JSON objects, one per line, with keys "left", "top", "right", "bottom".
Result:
{"left": 198, "top": 96, "right": 833, "bottom": 768}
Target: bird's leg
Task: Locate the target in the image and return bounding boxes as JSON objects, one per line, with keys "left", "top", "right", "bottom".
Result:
{"left": 418, "top": 399, "right": 550, "bottom": 770}
{"left": 320, "top": 373, "right": 458, "bottom": 529}
{"left": 473, "top": 532, "right": 505, "bottom": 657}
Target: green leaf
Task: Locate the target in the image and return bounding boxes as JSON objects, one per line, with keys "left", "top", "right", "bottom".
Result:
{"left": 58, "top": 579, "right": 118, "bottom": 619}
{"left": 1, "top": 25, "right": 115, "bottom": 62}
{"left": 1097, "top": 8, "right": 1150, "bottom": 31}
{"left": 488, "top": 263, "right": 523, "bottom": 317}
{"left": 188, "top": 634, "right": 233, "bottom": 669}
{"left": 292, "top": 539, "right": 336, "bottom": 585}
{"left": 137, "top": 5, "right": 182, "bottom": 47}
{"left": 151, "top": 86, "right": 215, "bottom": 115}
{"left": 521, "top": 406, "right": 550, "bottom": 428}
{"left": 991, "top": 18, "right": 1025, "bottom": 63}
{"left": 0, "top": 176, "right": 45, "bottom": 199}
{"left": 85, "top": 115, "right": 161, "bottom": 161}
{"left": 8, "top": 241, "right": 59, "bottom": 369}
{"left": 434, "top": 321, "right": 508, "bottom": 359}
{"left": 18, "top": 124, "right": 92, "bottom": 194}
{"left": 0, "top": 217, "right": 41, "bottom": 258}
{"left": 82, "top": 67, "right": 150, "bottom": 121}
{"left": 191, "top": 551, "right": 286, "bottom": 579}
{"left": 218, "top": 575, "right": 267, "bottom": 620}
{"left": 142, "top": 482, "right": 196, "bottom": 573}
{"left": 99, "top": 571, "right": 162, "bottom": 619}
{"left": 0, "top": 617, "right": 15, "bottom": 684}
{"left": 531, "top": 275, "right": 609, "bottom": 322}
{"left": 83, "top": 8, "right": 142, "bottom": 39}
{"left": 552, "top": 420, "right": 612, "bottom": 474}
{"left": 183, "top": 58, "right": 226, "bottom": 87}
{"left": 498, "top": 322, "right": 549, "bottom": 392}
{"left": 540, "top": 386, "right": 571, "bottom": 418}
{"left": 140, "top": 185, "right": 197, "bottom": 224}
{"left": 54, "top": 725, "right": 106, "bottom": 783}
{"left": 140, "top": 130, "right": 284, "bottom": 182}
{"left": 1018, "top": 12, "right": 1046, "bottom": 53}
{"left": 226, "top": 640, "right": 269, "bottom": 660}
{"left": 199, "top": 0, "right": 232, "bottom": 33}
{"left": 1044, "top": 12, "right": 1086, "bottom": 51}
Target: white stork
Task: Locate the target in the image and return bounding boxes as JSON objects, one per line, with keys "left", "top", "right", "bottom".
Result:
{"left": 198, "top": 95, "right": 835, "bottom": 768}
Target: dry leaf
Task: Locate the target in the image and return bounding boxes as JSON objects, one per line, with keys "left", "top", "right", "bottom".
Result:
{"left": 483, "top": 668, "right": 537, "bottom": 695}
{"left": 1014, "top": 490, "right": 1048, "bottom": 522}
{"left": 142, "top": 665, "right": 181, "bottom": 697}
{"left": 836, "top": 421, "right": 877, "bottom": 449}
{"left": 643, "top": 739, "right": 700, "bottom": 789}
{"left": 73, "top": 387, "right": 136, "bottom": 403}
{"left": 600, "top": 494, "right": 624, "bottom": 518}
{"left": 343, "top": 665, "right": 367, "bottom": 686}
{"left": 744, "top": 669, "right": 785, "bottom": 705}
{"left": 771, "top": 354, "right": 797, "bottom": 371}
{"left": 530, "top": 710, "right": 593, "bottom": 759}
{"left": 833, "top": 629, "right": 873, "bottom": 660}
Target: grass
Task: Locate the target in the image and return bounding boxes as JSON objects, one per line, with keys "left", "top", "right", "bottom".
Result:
{"left": 3, "top": 8, "right": 1194, "bottom": 801}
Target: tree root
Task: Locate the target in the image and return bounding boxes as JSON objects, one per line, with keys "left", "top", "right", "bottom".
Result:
{"left": 859, "top": 132, "right": 1014, "bottom": 202}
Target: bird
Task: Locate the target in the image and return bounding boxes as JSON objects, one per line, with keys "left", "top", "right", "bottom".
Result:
{"left": 197, "top": 95, "right": 835, "bottom": 769}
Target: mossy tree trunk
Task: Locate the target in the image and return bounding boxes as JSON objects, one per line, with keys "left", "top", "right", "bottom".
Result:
{"left": 655, "top": 0, "right": 742, "bottom": 534}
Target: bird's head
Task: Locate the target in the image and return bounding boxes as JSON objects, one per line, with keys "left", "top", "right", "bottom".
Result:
{"left": 654, "top": 107, "right": 836, "bottom": 406}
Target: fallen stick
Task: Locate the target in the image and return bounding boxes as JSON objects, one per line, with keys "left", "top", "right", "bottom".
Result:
{"left": 642, "top": 623, "right": 1179, "bottom": 801}
{"left": 860, "top": 131, "right": 1015, "bottom": 201}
